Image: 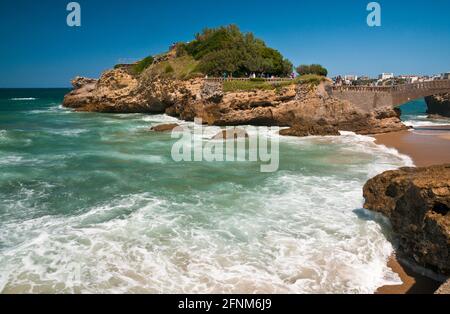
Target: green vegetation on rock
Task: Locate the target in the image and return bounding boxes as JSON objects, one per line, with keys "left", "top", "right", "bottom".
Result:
{"left": 178, "top": 25, "right": 293, "bottom": 77}
{"left": 144, "top": 55, "right": 201, "bottom": 80}
{"left": 127, "top": 25, "right": 331, "bottom": 82}
{"left": 296, "top": 64, "right": 328, "bottom": 77}
{"left": 296, "top": 74, "right": 327, "bottom": 86}
{"left": 223, "top": 80, "right": 293, "bottom": 92}
{"left": 131, "top": 56, "right": 154, "bottom": 75}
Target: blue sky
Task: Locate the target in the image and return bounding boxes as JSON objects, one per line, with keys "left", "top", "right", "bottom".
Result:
{"left": 0, "top": 0, "right": 449, "bottom": 87}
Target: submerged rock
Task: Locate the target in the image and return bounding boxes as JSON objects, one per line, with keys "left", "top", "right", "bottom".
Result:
{"left": 212, "top": 128, "right": 249, "bottom": 140}
{"left": 425, "top": 93, "right": 450, "bottom": 118}
{"left": 279, "top": 119, "right": 340, "bottom": 137}
{"left": 150, "top": 123, "right": 180, "bottom": 132}
{"left": 363, "top": 165, "right": 450, "bottom": 275}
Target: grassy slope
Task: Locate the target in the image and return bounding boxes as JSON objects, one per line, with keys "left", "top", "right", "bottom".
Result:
{"left": 223, "top": 75, "right": 327, "bottom": 92}
{"left": 143, "top": 55, "right": 201, "bottom": 80}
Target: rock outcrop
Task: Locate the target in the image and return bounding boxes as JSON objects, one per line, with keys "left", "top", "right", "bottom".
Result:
{"left": 425, "top": 93, "right": 450, "bottom": 118}
{"left": 279, "top": 119, "right": 340, "bottom": 137}
{"left": 150, "top": 124, "right": 180, "bottom": 132}
{"left": 435, "top": 279, "right": 450, "bottom": 294}
{"left": 63, "top": 66, "right": 408, "bottom": 135}
{"left": 363, "top": 165, "right": 450, "bottom": 275}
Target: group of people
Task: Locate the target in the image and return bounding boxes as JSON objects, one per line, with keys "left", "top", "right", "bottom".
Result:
{"left": 207, "top": 72, "right": 296, "bottom": 79}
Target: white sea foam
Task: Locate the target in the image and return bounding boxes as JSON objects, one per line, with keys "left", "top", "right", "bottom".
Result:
{"left": 142, "top": 114, "right": 182, "bottom": 123}
{"left": 45, "top": 129, "right": 88, "bottom": 137}
{"left": 0, "top": 155, "right": 42, "bottom": 166}
{"left": 0, "top": 170, "right": 403, "bottom": 293}
{"left": 0, "top": 122, "right": 415, "bottom": 294}
{"left": 10, "top": 98, "right": 37, "bottom": 101}
{"left": 27, "top": 104, "right": 70, "bottom": 115}
{"left": 403, "top": 114, "right": 450, "bottom": 128}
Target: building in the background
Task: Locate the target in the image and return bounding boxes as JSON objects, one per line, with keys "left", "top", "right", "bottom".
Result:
{"left": 343, "top": 75, "right": 358, "bottom": 85}
{"left": 441, "top": 72, "right": 450, "bottom": 80}
{"left": 398, "top": 75, "right": 419, "bottom": 83}
{"left": 378, "top": 73, "right": 394, "bottom": 80}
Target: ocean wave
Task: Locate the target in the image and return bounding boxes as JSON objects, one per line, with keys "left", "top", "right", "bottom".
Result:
{"left": 45, "top": 129, "right": 88, "bottom": 137}
{"left": 0, "top": 172, "right": 403, "bottom": 294}
{"left": 27, "top": 104, "right": 70, "bottom": 115}
{"left": 142, "top": 114, "right": 182, "bottom": 123}
{"left": 0, "top": 123, "right": 415, "bottom": 294}
{"left": 10, "top": 98, "right": 37, "bottom": 101}
{"left": 402, "top": 114, "right": 450, "bottom": 128}
{"left": 0, "top": 154, "right": 43, "bottom": 166}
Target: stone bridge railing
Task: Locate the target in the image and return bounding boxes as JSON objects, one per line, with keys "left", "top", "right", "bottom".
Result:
{"left": 205, "top": 77, "right": 295, "bottom": 83}
{"left": 331, "top": 80, "right": 450, "bottom": 93}
{"left": 204, "top": 78, "right": 450, "bottom": 112}
{"left": 330, "top": 79, "right": 450, "bottom": 112}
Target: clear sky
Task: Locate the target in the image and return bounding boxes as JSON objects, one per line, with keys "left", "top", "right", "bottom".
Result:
{"left": 0, "top": 0, "right": 449, "bottom": 87}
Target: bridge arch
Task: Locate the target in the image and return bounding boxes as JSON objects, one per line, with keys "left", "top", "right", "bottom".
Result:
{"left": 330, "top": 80, "right": 450, "bottom": 113}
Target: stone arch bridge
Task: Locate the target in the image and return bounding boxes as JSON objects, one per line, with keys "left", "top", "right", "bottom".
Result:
{"left": 330, "top": 80, "right": 450, "bottom": 113}
{"left": 204, "top": 78, "right": 450, "bottom": 113}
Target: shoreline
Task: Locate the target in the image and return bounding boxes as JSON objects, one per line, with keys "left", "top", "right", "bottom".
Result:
{"left": 373, "top": 124, "right": 450, "bottom": 294}
{"left": 374, "top": 125, "right": 450, "bottom": 167}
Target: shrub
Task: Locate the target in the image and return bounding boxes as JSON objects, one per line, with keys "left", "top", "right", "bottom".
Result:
{"left": 184, "top": 25, "right": 293, "bottom": 77}
{"left": 131, "top": 56, "right": 154, "bottom": 75}
{"left": 296, "top": 64, "right": 328, "bottom": 77}
{"left": 249, "top": 77, "right": 266, "bottom": 82}
{"left": 165, "top": 64, "right": 174, "bottom": 74}
{"left": 295, "top": 74, "right": 327, "bottom": 86}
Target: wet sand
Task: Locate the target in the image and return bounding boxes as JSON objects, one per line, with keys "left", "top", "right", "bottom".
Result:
{"left": 376, "top": 256, "right": 442, "bottom": 294}
{"left": 374, "top": 126, "right": 450, "bottom": 167}
{"left": 374, "top": 125, "right": 450, "bottom": 294}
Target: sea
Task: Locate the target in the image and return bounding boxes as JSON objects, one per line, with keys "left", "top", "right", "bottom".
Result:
{"left": 0, "top": 89, "right": 447, "bottom": 293}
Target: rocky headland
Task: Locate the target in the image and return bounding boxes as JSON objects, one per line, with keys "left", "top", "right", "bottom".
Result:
{"left": 425, "top": 93, "right": 450, "bottom": 118}
{"left": 363, "top": 165, "right": 450, "bottom": 292}
{"left": 63, "top": 59, "right": 408, "bottom": 136}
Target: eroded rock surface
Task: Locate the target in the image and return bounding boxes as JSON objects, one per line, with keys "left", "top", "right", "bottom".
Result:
{"left": 279, "top": 119, "right": 340, "bottom": 137}
{"left": 150, "top": 124, "right": 180, "bottom": 132}
{"left": 64, "top": 67, "right": 408, "bottom": 135}
{"left": 363, "top": 165, "right": 450, "bottom": 275}
{"left": 435, "top": 279, "right": 450, "bottom": 294}
{"left": 425, "top": 93, "right": 450, "bottom": 118}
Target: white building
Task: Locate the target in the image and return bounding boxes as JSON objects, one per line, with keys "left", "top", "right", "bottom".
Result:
{"left": 378, "top": 73, "right": 394, "bottom": 80}
{"left": 441, "top": 72, "right": 450, "bottom": 80}
{"left": 398, "top": 75, "right": 419, "bottom": 83}
{"left": 344, "top": 75, "right": 358, "bottom": 81}
{"left": 342, "top": 75, "right": 358, "bottom": 85}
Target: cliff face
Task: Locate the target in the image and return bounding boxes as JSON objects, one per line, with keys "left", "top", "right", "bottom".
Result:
{"left": 363, "top": 165, "right": 450, "bottom": 276}
{"left": 63, "top": 68, "right": 408, "bottom": 135}
{"left": 425, "top": 93, "right": 450, "bottom": 118}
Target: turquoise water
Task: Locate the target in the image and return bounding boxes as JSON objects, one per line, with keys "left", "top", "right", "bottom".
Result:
{"left": 0, "top": 89, "right": 415, "bottom": 293}
{"left": 400, "top": 98, "right": 450, "bottom": 127}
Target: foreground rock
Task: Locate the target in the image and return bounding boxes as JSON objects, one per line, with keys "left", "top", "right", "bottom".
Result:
{"left": 425, "top": 93, "right": 450, "bottom": 118}
{"left": 279, "top": 119, "right": 340, "bottom": 137}
{"left": 435, "top": 279, "right": 450, "bottom": 294}
{"left": 150, "top": 123, "right": 180, "bottom": 132}
{"left": 363, "top": 165, "right": 450, "bottom": 275}
{"left": 212, "top": 128, "right": 249, "bottom": 140}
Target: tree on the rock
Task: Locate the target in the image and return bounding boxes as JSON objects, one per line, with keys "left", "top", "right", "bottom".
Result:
{"left": 296, "top": 64, "right": 328, "bottom": 77}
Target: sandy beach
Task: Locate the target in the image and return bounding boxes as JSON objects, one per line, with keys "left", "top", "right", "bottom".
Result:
{"left": 374, "top": 125, "right": 450, "bottom": 294}
{"left": 374, "top": 126, "right": 450, "bottom": 167}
